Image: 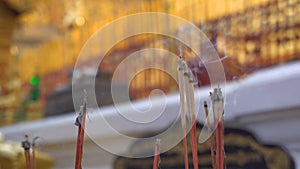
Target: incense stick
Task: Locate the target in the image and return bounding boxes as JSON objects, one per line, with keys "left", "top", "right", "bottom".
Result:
{"left": 184, "top": 71, "right": 199, "bottom": 169}
{"left": 190, "top": 114, "right": 198, "bottom": 169}
{"left": 215, "top": 123, "right": 221, "bottom": 169}
{"left": 153, "top": 139, "right": 161, "bottom": 169}
{"left": 204, "top": 101, "right": 216, "bottom": 169}
{"left": 210, "top": 87, "right": 225, "bottom": 169}
{"left": 32, "top": 136, "right": 39, "bottom": 169}
{"left": 22, "top": 135, "right": 32, "bottom": 169}
{"left": 178, "top": 57, "right": 189, "bottom": 169}
{"left": 216, "top": 119, "right": 225, "bottom": 169}
{"left": 74, "top": 97, "right": 87, "bottom": 169}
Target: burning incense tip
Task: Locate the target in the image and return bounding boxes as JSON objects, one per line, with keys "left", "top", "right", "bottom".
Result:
{"left": 155, "top": 139, "right": 161, "bottom": 145}
{"left": 204, "top": 101, "right": 208, "bottom": 108}
{"left": 22, "top": 135, "right": 30, "bottom": 150}
{"left": 32, "top": 136, "right": 39, "bottom": 146}
{"left": 178, "top": 57, "right": 184, "bottom": 70}
{"left": 211, "top": 87, "right": 224, "bottom": 119}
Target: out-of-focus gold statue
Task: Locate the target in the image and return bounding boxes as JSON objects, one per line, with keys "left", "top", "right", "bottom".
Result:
{"left": 0, "top": 133, "right": 54, "bottom": 169}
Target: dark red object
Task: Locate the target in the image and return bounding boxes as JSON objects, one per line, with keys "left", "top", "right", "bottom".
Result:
{"left": 25, "top": 150, "right": 31, "bottom": 169}
{"left": 209, "top": 134, "right": 217, "bottom": 169}
{"left": 190, "top": 115, "right": 199, "bottom": 169}
{"left": 153, "top": 139, "right": 160, "bottom": 169}
{"left": 216, "top": 121, "right": 224, "bottom": 169}
{"left": 32, "top": 137, "right": 39, "bottom": 169}
{"left": 204, "top": 102, "right": 217, "bottom": 169}
{"left": 74, "top": 100, "right": 87, "bottom": 169}
{"left": 22, "top": 135, "right": 31, "bottom": 169}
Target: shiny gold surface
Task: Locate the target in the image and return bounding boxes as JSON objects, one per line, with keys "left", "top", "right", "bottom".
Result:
{"left": 12, "top": 0, "right": 271, "bottom": 82}
{"left": 0, "top": 0, "right": 298, "bottom": 124}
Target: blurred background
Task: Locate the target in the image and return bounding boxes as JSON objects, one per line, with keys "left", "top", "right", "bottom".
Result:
{"left": 1, "top": 0, "right": 299, "bottom": 124}
{"left": 0, "top": 0, "right": 300, "bottom": 169}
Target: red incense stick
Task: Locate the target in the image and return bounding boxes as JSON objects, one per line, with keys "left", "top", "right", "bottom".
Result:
{"left": 216, "top": 121, "right": 224, "bottom": 169}
{"left": 178, "top": 57, "right": 189, "bottom": 169}
{"left": 22, "top": 135, "right": 31, "bottom": 169}
{"left": 74, "top": 98, "right": 87, "bottom": 169}
{"left": 190, "top": 114, "right": 199, "bottom": 169}
{"left": 210, "top": 87, "right": 225, "bottom": 169}
{"left": 204, "top": 101, "right": 216, "bottom": 169}
{"left": 185, "top": 76, "right": 198, "bottom": 169}
{"left": 153, "top": 139, "right": 160, "bottom": 169}
{"left": 32, "top": 136, "right": 39, "bottom": 169}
